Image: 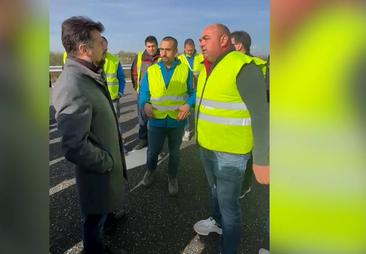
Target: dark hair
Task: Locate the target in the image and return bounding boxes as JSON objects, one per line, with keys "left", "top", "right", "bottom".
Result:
{"left": 144, "top": 35, "right": 158, "bottom": 45}
{"left": 162, "top": 36, "right": 178, "bottom": 49}
{"left": 61, "top": 16, "right": 104, "bottom": 54}
{"left": 102, "top": 36, "right": 108, "bottom": 44}
{"left": 184, "top": 38, "right": 195, "bottom": 47}
{"left": 231, "top": 30, "right": 251, "bottom": 53}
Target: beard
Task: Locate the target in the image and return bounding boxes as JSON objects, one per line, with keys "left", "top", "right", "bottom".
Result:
{"left": 99, "top": 58, "right": 106, "bottom": 67}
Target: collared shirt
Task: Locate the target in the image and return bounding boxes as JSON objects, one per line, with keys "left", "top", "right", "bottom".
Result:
{"left": 138, "top": 59, "right": 195, "bottom": 128}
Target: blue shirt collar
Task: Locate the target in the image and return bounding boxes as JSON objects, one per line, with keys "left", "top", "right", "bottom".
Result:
{"left": 158, "top": 58, "right": 180, "bottom": 70}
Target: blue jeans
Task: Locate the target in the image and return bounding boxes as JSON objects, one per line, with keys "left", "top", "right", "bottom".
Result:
{"left": 147, "top": 125, "right": 184, "bottom": 177}
{"left": 199, "top": 147, "right": 250, "bottom": 254}
{"left": 82, "top": 213, "right": 108, "bottom": 254}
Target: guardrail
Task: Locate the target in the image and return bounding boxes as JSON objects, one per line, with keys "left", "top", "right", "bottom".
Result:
{"left": 50, "top": 64, "right": 132, "bottom": 73}
{"left": 49, "top": 64, "right": 133, "bottom": 86}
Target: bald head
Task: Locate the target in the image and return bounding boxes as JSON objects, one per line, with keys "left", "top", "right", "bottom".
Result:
{"left": 213, "top": 24, "right": 231, "bottom": 37}
{"left": 199, "top": 23, "right": 232, "bottom": 63}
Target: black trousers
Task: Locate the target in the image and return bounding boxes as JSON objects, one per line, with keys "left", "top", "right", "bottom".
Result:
{"left": 82, "top": 213, "right": 108, "bottom": 254}
{"left": 137, "top": 104, "right": 148, "bottom": 140}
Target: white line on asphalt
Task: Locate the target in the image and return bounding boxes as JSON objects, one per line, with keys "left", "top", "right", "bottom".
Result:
{"left": 125, "top": 148, "right": 147, "bottom": 170}
{"left": 130, "top": 181, "right": 143, "bottom": 192}
{"left": 182, "top": 234, "right": 205, "bottom": 253}
{"left": 49, "top": 127, "right": 58, "bottom": 133}
{"left": 127, "top": 151, "right": 170, "bottom": 193}
{"left": 49, "top": 156, "right": 65, "bottom": 166}
{"left": 63, "top": 241, "right": 83, "bottom": 254}
{"left": 49, "top": 137, "right": 62, "bottom": 145}
{"left": 49, "top": 178, "right": 76, "bottom": 196}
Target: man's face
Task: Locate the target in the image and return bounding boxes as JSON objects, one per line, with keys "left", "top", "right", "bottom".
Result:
{"left": 145, "top": 41, "right": 158, "bottom": 56}
{"left": 184, "top": 44, "right": 195, "bottom": 57}
{"left": 199, "top": 26, "right": 225, "bottom": 63}
{"left": 159, "top": 40, "right": 177, "bottom": 66}
{"left": 88, "top": 30, "right": 105, "bottom": 67}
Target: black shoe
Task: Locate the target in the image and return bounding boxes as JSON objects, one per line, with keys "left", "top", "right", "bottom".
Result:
{"left": 141, "top": 170, "right": 155, "bottom": 187}
{"left": 104, "top": 209, "right": 128, "bottom": 233}
{"left": 168, "top": 176, "right": 178, "bottom": 196}
{"left": 135, "top": 139, "right": 147, "bottom": 150}
{"left": 104, "top": 245, "right": 128, "bottom": 254}
{"left": 111, "top": 209, "right": 128, "bottom": 221}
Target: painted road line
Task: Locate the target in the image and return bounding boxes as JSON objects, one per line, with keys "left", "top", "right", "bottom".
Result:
{"left": 49, "top": 178, "right": 76, "bottom": 196}
{"left": 49, "top": 156, "right": 65, "bottom": 166}
{"left": 49, "top": 137, "right": 62, "bottom": 145}
{"left": 63, "top": 241, "right": 83, "bottom": 254}
{"left": 49, "top": 127, "right": 58, "bottom": 133}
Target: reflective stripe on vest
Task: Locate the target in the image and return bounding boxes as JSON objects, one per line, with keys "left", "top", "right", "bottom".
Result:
{"left": 147, "top": 62, "right": 189, "bottom": 119}
{"left": 151, "top": 95, "right": 187, "bottom": 102}
{"left": 196, "top": 51, "right": 254, "bottom": 154}
{"left": 198, "top": 112, "right": 251, "bottom": 126}
{"left": 103, "top": 52, "right": 120, "bottom": 100}
{"left": 197, "top": 97, "right": 248, "bottom": 110}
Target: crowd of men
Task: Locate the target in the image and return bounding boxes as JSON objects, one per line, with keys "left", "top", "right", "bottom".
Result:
{"left": 53, "top": 16, "right": 269, "bottom": 254}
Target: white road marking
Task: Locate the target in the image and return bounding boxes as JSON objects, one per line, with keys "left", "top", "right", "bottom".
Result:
{"left": 49, "top": 137, "right": 62, "bottom": 145}
{"left": 49, "top": 156, "right": 65, "bottom": 166}
{"left": 49, "top": 127, "right": 58, "bottom": 133}
{"left": 63, "top": 241, "right": 83, "bottom": 254}
{"left": 49, "top": 178, "right": 76, "bottom": 196}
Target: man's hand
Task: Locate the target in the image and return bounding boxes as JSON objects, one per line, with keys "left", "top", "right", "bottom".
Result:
{"left": 144, "top": 103, "right": 154, "bottom": 119}
{"left": 253, "top": 164, "right": 269, "bottom": 184}
{"left": 177, "top": 104, "right": 190, "bottom": 121}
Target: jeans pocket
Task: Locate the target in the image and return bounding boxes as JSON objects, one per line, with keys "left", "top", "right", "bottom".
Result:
{"left": 216, "top": 151, "right": 250, "bottom": 175}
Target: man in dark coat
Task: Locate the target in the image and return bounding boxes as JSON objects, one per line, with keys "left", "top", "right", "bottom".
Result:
{"left": 53, "top": 16, "right": 128, "bottom": 254}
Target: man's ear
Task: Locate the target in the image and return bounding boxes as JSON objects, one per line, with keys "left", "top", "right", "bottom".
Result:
{"left": 77, "top": 43, "right": 88, "bottom": 55}
{"left": 220, "top": 34, "right": 229, "bottom": 47}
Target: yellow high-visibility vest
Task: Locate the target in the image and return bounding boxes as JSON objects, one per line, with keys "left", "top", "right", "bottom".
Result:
{"left": 196, "top": 51, "right": 254, "bottom": 154}
{"left": 136, "top": 52, "right": 161, "bottom": 92}
{"left": 178, "top": 53, "right": 204, "bottom": 73}
{"left": 147, "top": 62, "right": 189, "bottom": 119}
{"left": 62, "top": 52, "right": 67, "bottom": 65}
{"left": 103, "top": 52, "right": 120, "bottom": 100}
{"left": 136, "top": 52, "right": 143, "bottom": 92}
{"left": 251, "top": 56, "right": 267, "bottom": 76}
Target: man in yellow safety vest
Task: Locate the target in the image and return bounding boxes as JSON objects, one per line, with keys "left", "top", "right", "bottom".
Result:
{"left": 178, "top": 38, "right": 204, "bottom": 142}
{"left": 138, "top": 36, "right": 195, "bottom": 196}
{"left": 130, "top": 36, "right": 160, "bottom": 150}
{"left": 193, "top": 24, "right": 269, "bottom": 254}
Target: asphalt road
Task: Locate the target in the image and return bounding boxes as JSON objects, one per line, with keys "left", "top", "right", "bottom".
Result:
{"left": 49, "top": 83, "right": 269, "bottom": 254}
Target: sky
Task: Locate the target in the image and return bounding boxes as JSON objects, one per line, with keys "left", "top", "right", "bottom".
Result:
{"left": 50, "top": 0, "right": 269, "bottom": 56}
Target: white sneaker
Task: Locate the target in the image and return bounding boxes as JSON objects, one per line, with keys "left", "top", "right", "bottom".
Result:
{"left": 193, "top": 217, "right": 222, "bottom": 235}
{"left": 182, "top": 131, "right": 190, "bottom": 141}
{"left": 259, "top": 248, "right": 270, "bottom": 254}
